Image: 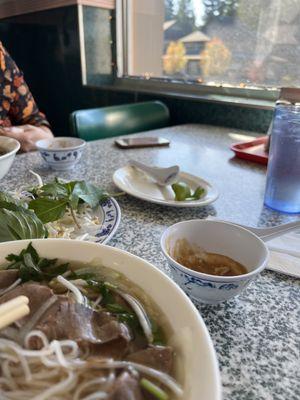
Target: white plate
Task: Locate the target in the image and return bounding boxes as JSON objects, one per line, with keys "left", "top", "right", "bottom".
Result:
{"left": 113, "top": 166, "right": 219, "bottom": 207}
{"left": 89, "top": 197, "right": 121, "bottom": 244}
{"left": 0, "top": 239, "right": 221, "bottom": 400}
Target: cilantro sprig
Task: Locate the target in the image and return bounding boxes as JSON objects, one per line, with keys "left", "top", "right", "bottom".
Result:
{"left": 5, "top": 242, "right": 68, "bottom": 282}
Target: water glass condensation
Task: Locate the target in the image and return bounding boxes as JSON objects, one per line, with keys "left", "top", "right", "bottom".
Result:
{"left": 264, "top": 103, "right": 300, "bottom": 213}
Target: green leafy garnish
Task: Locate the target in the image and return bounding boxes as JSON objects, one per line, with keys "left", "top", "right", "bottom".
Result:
{"left": 140, "top": 378, "right": 169, "bottom": 400}
{"left": 28, "top": 178, "right": 108, "bottom": 229}
{"left": 72, "top": 181, "right": 108, "bottom": 208}
{"left": 29, "top": 198, "right": 68, "bottom": 224}
{"left": 0, "top": 209, "right": 47, "bottom": 242}
{"left": 87, "top": 280, "right": 116, "bottom": 305}
{"left": 0, "top": 192, "right": 26, "bottom": 208}
{"left": 171, "top": 182, "right": 206, "bottom": 201}
{"left": 151, "top": 319, "right": 166, "bottom": 345}
{"left": 5, "top": 242, "right": 68, "bottom": 282}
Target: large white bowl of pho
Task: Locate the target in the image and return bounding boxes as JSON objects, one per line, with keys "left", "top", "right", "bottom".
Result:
{"left": 0, "top": 136, "right": 20, "bottom": 180}
{"left": 0, "top": 239, "right": 221, "bottom": 400}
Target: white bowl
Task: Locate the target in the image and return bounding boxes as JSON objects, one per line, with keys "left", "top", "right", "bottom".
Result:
{"left": 0, "top": 136, "right": 20, "bottom": 180}
{"left": 0, "top": 239, "right": 221, "bottom": 400}
{"left": 161, "top": 220, "right": 269, "bottom": 304}
{"left": 36, "top": 137, "right": 86, "bottom": 170}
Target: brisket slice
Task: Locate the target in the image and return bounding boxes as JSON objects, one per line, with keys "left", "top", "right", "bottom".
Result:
{"left": 0, "top": 283, "right": 131, "bottom": 358}
{"left": 0, "top": 269, "right": 19, "bottom": 289}
{"left": 127, "top": 345, "right": 173, "bottom": 373}
{"left": 36, "top": 299, "right": 131, "bottom": 358}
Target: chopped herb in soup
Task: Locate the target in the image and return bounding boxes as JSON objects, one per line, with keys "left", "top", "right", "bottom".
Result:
{"left": 0, "top": 243, "right": 182, "bottom": 399}
{"left": 171, "top": 238, "right": 247, "bottom": 276}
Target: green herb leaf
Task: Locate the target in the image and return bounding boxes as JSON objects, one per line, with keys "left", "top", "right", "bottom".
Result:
{"left": 150, "top": 318, "right": 166, "bottom": 345}
{"left": 0, "top": 192, "right": 25, "bottom": 207}
{"left": 0, "top": 209, "right": 47, "bottom": 242}
{"left": 38, "top": 182, "right": 69, "bottom": 198}
{"left": 29, "top": 198, "right": 68, "bottom": 223}
{"left": 0, "top": 201, "right": 25, "bottom": 212}
{"left": 5, "top": 243, "right": 69, "bottom": 282}
{"left": 72, "top": 181, "right": 108, "bottom": 208}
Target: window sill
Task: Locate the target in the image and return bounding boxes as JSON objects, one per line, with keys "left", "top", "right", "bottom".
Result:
{"left": 85, "top": 77, "right": 276, "bottom": 111}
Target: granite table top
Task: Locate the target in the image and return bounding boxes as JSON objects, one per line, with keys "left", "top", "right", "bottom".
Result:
{"left": 1, "top": 124, "right": 299, "bottom": 400}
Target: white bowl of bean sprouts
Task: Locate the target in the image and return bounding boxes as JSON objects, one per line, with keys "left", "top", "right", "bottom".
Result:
{"left": 0, "top": 239, "right": 221, "bottom": 400}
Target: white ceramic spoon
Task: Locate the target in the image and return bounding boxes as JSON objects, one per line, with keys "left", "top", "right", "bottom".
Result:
{"left": 239, "top": 221, "right": 300, "bottom": 242}
{"left": 128, "top": 160, "right": 180, "bottom": 186}
{"left": 217, "top": 220, "right": 300, "bottom": 242}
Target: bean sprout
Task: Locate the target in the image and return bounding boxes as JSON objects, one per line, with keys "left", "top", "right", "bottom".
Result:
{"left": 56, "top": 276, "right": 86, "bottom": 305}
{"left": 116, "top": 290, "right": 153, "bottom": 343}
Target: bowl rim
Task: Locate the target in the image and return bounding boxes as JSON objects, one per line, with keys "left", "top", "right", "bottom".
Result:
{"left": 161, "top": 219, "right": 269, "bottom": 282}
{"left": 0, "top": 238, "right": 222, "bottom": 400}
{"left": 36, "top": 136, "right": 86, "bottom": 152}
{"left": 0, "top": 137, "right": 20, "bottom": 160}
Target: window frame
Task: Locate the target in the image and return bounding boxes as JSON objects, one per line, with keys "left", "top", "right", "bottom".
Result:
{"left": 110, "top": 0, "right": 279, "bottom": 110}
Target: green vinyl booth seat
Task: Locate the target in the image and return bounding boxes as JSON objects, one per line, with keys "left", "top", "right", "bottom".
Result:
{"left": 70, "top": 101, "right": 170, "bottom": 141}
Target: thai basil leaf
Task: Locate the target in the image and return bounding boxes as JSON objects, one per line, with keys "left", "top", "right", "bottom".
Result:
{"left": 63, "top": 181, "right": 79, "bottom": 196}
{"left": 0, "top": 209, "right": 47, "bottom": 242}
{"left": 72, "top": 181, "right": 108, "bottom": 208}
{"left": 38, "top": 182, "right": 69, "bottom": 198}
{"left": 29, "top": 198, "right": 68, "bottom": 223}
{"left": 0, "top": 201, "right": 25, "bottom": 212}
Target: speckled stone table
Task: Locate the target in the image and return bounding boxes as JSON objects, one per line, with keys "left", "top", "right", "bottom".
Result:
{"left": 1, "top": 124, "right": 299, "bottom": 400}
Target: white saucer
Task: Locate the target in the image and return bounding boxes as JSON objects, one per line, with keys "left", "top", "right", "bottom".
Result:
{"left": 113, "top": 165, "right": 219, "bottom": 207}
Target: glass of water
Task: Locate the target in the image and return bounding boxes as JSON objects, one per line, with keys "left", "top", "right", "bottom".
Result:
{"left": 264, "top": 101, "right": 300, "bottom": 213}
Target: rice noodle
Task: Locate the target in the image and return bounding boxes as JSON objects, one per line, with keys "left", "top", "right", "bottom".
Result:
{"left": 86, "top": 360, "right": 183, "bottom": 398}
{"left": 0, "top": 332, "right": 183, "bottom": 399}
{"left": 0, "top": 332, "right": 114, "bottom": 400}
{"left": 0, "top": 278, "right": 22, "bottom": 296}
{"left": 29, "top": 170, "right": 43, "bottom": 187}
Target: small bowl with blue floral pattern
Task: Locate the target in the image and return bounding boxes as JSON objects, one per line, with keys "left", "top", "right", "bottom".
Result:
{"left": 161, "top": 219, "right": 269, "bottom": 304}
{"left": 36, "top": 137, "right": 86, "bottom": 171}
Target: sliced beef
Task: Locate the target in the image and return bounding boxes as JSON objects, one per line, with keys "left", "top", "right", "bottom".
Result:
{"left": 36, "top": 299, "right": 131, "bottom": 358}
{"left": 107, "top": 371, "right": 144, "bottom": 400}
{"left": 0, "top": 282, "right": 131, "bottom": 359}
{"left": 0, "top": 269, "right": 19, "bottom": 289}
{"left": 127, "top": 345, "right": 173, "bottom": 373}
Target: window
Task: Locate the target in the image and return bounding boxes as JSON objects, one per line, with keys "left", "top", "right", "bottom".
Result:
{"left": 118, "top": 0, "right": 300, "bottom": 96}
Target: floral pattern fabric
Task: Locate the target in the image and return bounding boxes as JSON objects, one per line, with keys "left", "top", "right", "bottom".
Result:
{"left": 0, "top": 42, "right": 49, "bottom": 128}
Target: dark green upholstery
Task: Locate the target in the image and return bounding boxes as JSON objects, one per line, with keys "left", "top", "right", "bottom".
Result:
{"left": 70, "top": 101, "right": 170, "bottom": 141}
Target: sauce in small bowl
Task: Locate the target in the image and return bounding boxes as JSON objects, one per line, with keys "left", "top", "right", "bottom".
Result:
{"left": 161, "top": 219, "right": 269, "bottom": 304}
{"left": 171, "top": 238, "right": 247, "bottom": 277}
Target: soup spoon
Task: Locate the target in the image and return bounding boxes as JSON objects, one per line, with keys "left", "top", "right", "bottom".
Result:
{"left": 128, "top": 160, "right": 180, "bottom": 186}
{"left": 211, "top": 219, "right": 300, "bottom": 242}
{"left": 238, "top": 221, "right": 300, "bottom": 242}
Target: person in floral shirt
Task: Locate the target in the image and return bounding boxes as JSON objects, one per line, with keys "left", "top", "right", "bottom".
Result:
{"left": 0, "top": 42, "right": 53, "bottom": 151}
